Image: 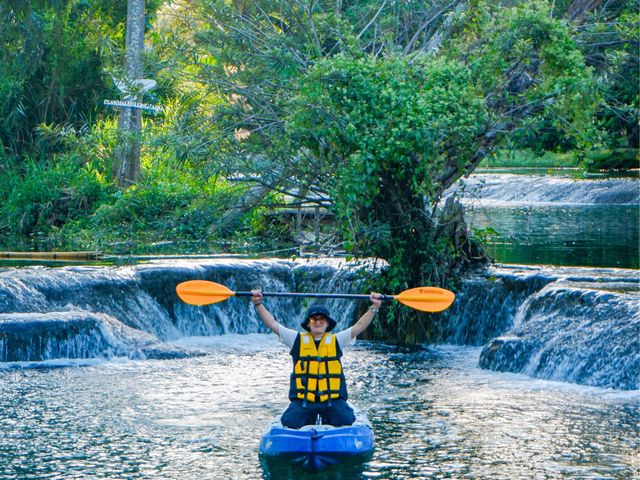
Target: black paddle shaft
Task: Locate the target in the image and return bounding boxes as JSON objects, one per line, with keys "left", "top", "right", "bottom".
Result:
{"left": 234, "top": 291, "right": 393, "bottom": 301}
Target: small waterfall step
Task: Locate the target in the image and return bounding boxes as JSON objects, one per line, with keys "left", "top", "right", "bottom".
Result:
{"left": 0, "top": 310, "right": 196, "bottom": 363}
{"left": 448, "top": 173, "right": 639, "bottom": 205}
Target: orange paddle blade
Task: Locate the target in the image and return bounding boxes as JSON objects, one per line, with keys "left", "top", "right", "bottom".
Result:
{"left": 393, "top": 287, "right": 455, "bottom": 312}
{"left": 176, "top": 280, "right": 235, "bottom": 306}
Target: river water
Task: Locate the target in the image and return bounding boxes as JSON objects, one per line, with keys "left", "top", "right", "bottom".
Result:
{"left": 1, "top": 335, "right": 637, "bottom": 480}
{"left": 467, "top": 205, "right": 638, "bottom": 268}
{"left": 451, "top": 173, "right": 639, "bottom": 269}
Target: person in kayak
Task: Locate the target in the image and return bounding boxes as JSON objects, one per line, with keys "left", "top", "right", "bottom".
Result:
{"left": 251, "top": 289, "right": 383, "bottom": 429}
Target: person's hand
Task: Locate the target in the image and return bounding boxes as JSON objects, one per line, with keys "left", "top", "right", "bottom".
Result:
{"left": 370, "top": 292, "right": 383, "bottom": 309}
{"left": 251, "top": 289, "right": 263, "bottom": 306}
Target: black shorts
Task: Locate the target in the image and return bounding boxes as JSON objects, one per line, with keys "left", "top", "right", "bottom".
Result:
{"left": 280, "top": 399, "right": 355, "bottom": 429}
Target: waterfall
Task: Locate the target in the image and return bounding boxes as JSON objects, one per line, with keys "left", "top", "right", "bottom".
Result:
{"left": 471, "top": 266, "right": 639, "bottom": 390}
{"left": 0, "top": 258, "right": 375, "bottom": 363}
{"left": 436, "top": 268, "right": 555, "bottom": 345}
{"left": 450, "top": 174, "right": 639, "bottom": 206}
{"left": 0, "top": 311, "right": 193, "bottom": 363}
{"left": 1, "top": 257, "right": 637, "bottom": 390}
{"left": 441, "top": 172, "right": 640, "bottom": 389}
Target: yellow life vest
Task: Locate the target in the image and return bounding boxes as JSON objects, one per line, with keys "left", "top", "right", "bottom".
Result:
{"left": 290, "top": 332, "right": 345, "bottom": 403}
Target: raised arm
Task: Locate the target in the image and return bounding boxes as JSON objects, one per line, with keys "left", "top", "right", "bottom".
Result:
{"left": 251, "top": 289, "right": 279, "bottom": 335}
{"left": 350, "top": 292, "right": 383, "bottom": 339}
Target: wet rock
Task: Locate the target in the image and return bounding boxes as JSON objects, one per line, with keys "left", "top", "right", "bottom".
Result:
{"left": 479, "top": 336, "right": 530, "bottom": 373}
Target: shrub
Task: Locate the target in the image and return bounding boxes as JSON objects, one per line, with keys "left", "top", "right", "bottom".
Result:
{"left": 0, "top": 156, "right": 110, "bottom": 246}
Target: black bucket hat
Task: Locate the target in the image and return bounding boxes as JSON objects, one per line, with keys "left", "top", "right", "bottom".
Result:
{"left": 301, "top": 305, "right": 337, "bottom": 332}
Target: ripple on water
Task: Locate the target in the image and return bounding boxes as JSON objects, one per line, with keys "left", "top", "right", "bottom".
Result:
{"left": 0, "top": 338, "right": 638, "bottom": 479}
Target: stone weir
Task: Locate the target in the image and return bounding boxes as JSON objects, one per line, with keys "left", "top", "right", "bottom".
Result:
{"left": 437, "top": 264, "right": 639, "bottom": 390}
{"left": 0, "top": 258, "right": 378, "bottom": 363}
{"left": 1, "top": 258, "right": 637, "bottom": 390}
{"left": 449, "top": 173, "right": 640, "bottom": 206}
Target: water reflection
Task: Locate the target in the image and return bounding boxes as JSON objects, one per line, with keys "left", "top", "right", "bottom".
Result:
{"left": 260, "top": 456, "right": 370, "bottom": 479}
{"left": 467, "top": 205, "right": 639, "bottom": 268}
{"left": 1, "top": 336, "right": 638, "bottom": 479}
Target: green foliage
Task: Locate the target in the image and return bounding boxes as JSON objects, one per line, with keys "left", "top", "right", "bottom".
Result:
{"left": 0, "top": 0, "right": 236, "bottom": 250}
{"left": 579, "top": 2, "right": 639, "bottom": 153}
{"left": 482, "top": 147, "right": 640, "bottom": 171}
{"left": 0, "top": 155, "right": 111, "bottom": 245}
{"left": 457, "top": 1, "right": 599, "bottom": 150}
{"left": 0, "top": 114, "right": 251, "bottom": 252}
{"left": 481, "top": 149, "right": 580, "bottom": 168}
{"left": 286, "top": 54, "right": 488, "bottom": 339}
{"left": 0, "top": 0, "right": 122, "bottom": 157}
{"left": 456, "top": 0, "right": 638, "bottom": 167}
{"left": 179, "top": 0, "right": 488, "bottom": 172}
{"left": 582, "top": 148, "right": 640, "bottom": 172}
{"left": 0, "top": 0, "right": 167, "bottom": 159}
{"left": 288, "top": 53, "right": 487, "bottom": 233}
{"left": 94, "top": 164, "right": 216, "bottom": 234}
{"left": 56, "top": 157, "right": 244, "bottom": 252}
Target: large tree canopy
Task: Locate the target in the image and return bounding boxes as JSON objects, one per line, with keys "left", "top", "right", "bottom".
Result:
{"left": 286, "top": 55, "right": 488, "bottom": 284}
{"left": 176, "top": 0, "right": 600, "bottom": 198}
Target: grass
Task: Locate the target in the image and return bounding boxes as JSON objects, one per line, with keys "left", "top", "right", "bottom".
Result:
{"left": 480, "top": 150, "right": 579, "bottom": 168}
{"left": 481, "top": 148, "right": 639, "bottom": 171}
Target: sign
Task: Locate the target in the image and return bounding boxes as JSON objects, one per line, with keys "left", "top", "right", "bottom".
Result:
{"left": 104, "top": 99, "right": 162, "bottom": 112}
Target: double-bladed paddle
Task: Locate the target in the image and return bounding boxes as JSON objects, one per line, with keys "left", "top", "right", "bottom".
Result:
{"left": 176, "top": 280, "right": 455, "bottom": 313}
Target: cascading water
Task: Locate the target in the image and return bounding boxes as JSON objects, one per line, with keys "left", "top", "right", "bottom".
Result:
{"left": 0, "top": 258, "right": 375, "bottom": 364}
{"left": 436, "top": 268, "right": 555, "bottom": 345}
{"left": 434, "top": 172, "right": 639, "bottom": 390}
{"left": 450, "top": 173, "right": 639, "bottom": 206}
{"left": 1, "top": 257, "right": 637, "bottom": 390}
{"left": 477, "top": 269, "right": 640, "bottom": 390}
{"left": 431, "top": 264, "right": 639, "bottom": 390}
{"left": 0, "top": 311, "right": 192, "bottom": 363}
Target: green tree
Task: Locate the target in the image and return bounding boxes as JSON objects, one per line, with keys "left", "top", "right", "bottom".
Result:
{"left": 478, "top": 0, "right": 638, "bottom": 164}
{"left": 162, "top": 0, "right": 471, "bottom": 182}
{"left": 286, "top": 55, "right": 488, "bottom": 340}
{"left": 575, "top": 1, "right": 639, "bottom": 155}
{"left": 0, "top": 0, "right": 126, "bottom": 159}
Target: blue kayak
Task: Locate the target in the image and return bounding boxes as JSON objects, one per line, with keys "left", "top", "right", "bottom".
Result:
{"left": 258, "top": 406, "right": 375, "bottom": 471}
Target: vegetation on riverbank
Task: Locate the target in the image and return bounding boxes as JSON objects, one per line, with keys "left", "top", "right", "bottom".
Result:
{"left": 483, "top": 148, "right": 638, "bottom": 170}
{"left": 1, "top": 0, "right": 638, "bottom": 341}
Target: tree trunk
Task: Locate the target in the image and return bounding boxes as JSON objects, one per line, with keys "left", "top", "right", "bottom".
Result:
{"left": 566, "top": 0, "right": 604, "bottom": 22}
{"left": 113, "top": 0, "right": 145, "bottom": 187}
